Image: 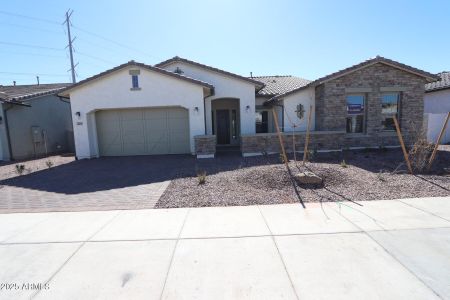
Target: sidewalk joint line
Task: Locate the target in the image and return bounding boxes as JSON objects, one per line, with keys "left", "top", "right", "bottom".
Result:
{"left": 158, "top": 207, "right": 191, "bottom": 300}
{"left": 257, "top": 205, "right": 300, "bottom": 300}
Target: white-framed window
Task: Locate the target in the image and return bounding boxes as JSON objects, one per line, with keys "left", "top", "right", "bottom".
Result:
{"left": 346, "top": 94, "right": 365, "bottom": 133}
{"left": 381, "top": 93, "right": 400, "bottom": 131}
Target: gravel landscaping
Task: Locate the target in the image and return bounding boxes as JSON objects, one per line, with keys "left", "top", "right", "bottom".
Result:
{"left": 0, "top": 154, "right": 75, "bottom": 181}
{"left": 156, "top": 147, "right": 450, "bottom": 208}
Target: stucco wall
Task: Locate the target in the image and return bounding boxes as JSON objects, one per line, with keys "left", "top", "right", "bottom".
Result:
{"left": 424, "top": 89, "right": 450, "bottom": 114}
{"left": 2, "top": 95, "right": 73, "bottom": 160}
{"left": 69, "top": 66, "right": 206, "bottom": 159}
{"left": 160, "top": 62, "right": 257, "bottom": 135}
{"left": 426, "top": 113, "right": 450, "bottom": 144}
{"left": 282, "top": 87, "right": 316, "bottom": 132}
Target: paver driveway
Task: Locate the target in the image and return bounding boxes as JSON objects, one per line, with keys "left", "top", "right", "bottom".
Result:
{"left": 0, "top": 155, "right": 198, "bottom": 213}
{"left": 1, "top": 197, "right": 450, "bottom": 299}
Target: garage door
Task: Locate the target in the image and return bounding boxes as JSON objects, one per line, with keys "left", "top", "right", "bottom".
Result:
{"left": 96, "top": 107, "right": 190, "bottom": 156}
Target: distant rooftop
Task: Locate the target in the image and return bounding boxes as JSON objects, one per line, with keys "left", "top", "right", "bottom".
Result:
{"left": 0, "top": 83, "right": 71, "bottom": 101}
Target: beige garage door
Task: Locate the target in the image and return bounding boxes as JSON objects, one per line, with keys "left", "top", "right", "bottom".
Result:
{"left": 96, "top": 107, "right": 190, "bottom": 156}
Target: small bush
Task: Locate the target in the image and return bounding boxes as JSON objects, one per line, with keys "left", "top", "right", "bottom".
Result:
{"left": 45, "top": 160, "right": 54, "bottom": 169}
{"left": 15, "top": 164, "right": 25, "bottom": 175}
{"left": 197, "top": 170, "right": 207, "bottom": 185}
{"left": 377, "top": 170, "right": 387, "bottom": 182}
{"left": 409, "top": 139, "right": 434, "bottom": 172}
{"left": 279, "top": 153, "right": 288, "bottom": 164}
{"left": 340, "top": 160, "right": 348, "bottom": 168}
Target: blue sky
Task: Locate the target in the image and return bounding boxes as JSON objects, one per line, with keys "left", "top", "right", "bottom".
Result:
{"left": 1, "top": 0, "right": 449, "bottom": 85}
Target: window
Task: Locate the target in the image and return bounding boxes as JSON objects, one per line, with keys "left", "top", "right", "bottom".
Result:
{"left": 381, "top": 93, "right": 400, "bottom": 131}
{"left": 131, "top": 75, "right": 139, "bottom": 89}
{"left": 346, "top": 94, "right": 365, "bottom": 133}
{"left": 256, "top": 111, "right": 269, "bottom": 133}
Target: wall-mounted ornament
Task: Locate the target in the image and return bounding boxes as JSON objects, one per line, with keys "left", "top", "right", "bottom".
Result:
{"left": 295, "top": 104, "right": 305, "bottom": 119}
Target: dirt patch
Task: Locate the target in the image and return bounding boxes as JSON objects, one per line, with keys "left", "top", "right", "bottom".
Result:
{"left": 156, "top": 148, "right": 450, "bottom": 208}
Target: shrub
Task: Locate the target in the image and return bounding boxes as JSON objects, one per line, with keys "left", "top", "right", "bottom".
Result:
{"left": 340, "top": 160, "right": 348, "bottom": 168}
{"left": 45, "top": 160, "right": 54, "bottom": 169}
{"left": 409, "top": 138, "right": 434, "bottom": 172}
{"left": 197, "top": 170, "right": 207, "bottom": 185}
{"left": 15, "top": 164, "right": 25, "bottom": 175}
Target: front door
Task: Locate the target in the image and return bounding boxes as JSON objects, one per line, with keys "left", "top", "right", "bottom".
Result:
{"left": 216, "top": 109, "right": 230, "bottom": 144}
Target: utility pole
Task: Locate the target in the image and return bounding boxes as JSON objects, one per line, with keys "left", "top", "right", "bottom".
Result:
{"left": 64, "top": 9, "right": 76, "bottom": 83}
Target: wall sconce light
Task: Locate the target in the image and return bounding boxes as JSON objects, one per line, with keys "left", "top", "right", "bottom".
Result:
{"left": 194, "top": 107, "right": 199, "bottom": 113}
{"left": 75, "top": 112, "right": 81, "bottom": 118}
{"left": 246, "top": 105, "right": 251, "bottom": 113}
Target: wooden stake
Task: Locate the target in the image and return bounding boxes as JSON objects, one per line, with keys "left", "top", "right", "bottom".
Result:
{"left": 272, "top": 107, "right": 289, "bottom": 168}
{"left": 393, "top": 115, "right": 413, "bottom": 174}
{"left": 427, "top": 112, "right": 450, "bottom": 170}
{"left": 303, "top": 105, "right": 313, "bottom": 165}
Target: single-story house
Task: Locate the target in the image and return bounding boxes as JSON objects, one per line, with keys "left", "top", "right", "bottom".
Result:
{"left": 425, "top": 71, "right": 450, "bottom": 144}
{"left": 0, "top": 84, "right": 74, "bottom": 161}
{"left": 59, "top": 56, "right": 439, "bottom": 159}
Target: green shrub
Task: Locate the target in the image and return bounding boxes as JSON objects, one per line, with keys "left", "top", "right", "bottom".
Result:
{"left": 340, "top": 160, "right": 348, "bottom": 168}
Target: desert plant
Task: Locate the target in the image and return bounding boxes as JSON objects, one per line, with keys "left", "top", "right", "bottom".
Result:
{"left": 197, "top": 170, "right": 207, "bottom": 185}
{"left": 340, "top": 159, "right": 348, "bottom": 168}
{"left": 45, "top": 160, "right": 54, "bottom": 169}
{"left": 377, "top": 170, "right": 387, "bottom": 182}
{"left": 409, "top": 138, "right": 434, "bottom": 172}
{"left": 15, "top": 164, "right": 25, "bottom": 175}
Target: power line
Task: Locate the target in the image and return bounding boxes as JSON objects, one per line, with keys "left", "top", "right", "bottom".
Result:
{"left": 72, "top": 25, "right": 163, "bottom": 61}
{"left": 0, "top": 50, "right": 66, "bottom": 58}
{"left": 0, "top": 10, "right": 61, "bottom": 25}
{"left": 0, "top": 41, "right": 64, "bottom": 51}
{"left": 75, "top": 51, "right": 116, "bottom": 65}
{"left": 0, "top": 21, "right": 63, "bottom": 34}
{"left": 0, "top": 71, "right": 68, "bottom": 77}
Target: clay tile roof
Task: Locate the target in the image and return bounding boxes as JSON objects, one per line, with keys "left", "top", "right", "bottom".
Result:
{"left": 251, "top": 75, "right": 311, "bottom": 96}
{"left": 59, "top": 61, "right": 214, "bottom": 97}
{"left": 425, "top": 71, "right": 450, "bottom": 92}
{"left": 0, "top": 83, "right": 70, "bottom": 102}
{"left": 155, "top": 56, "right": 265, "bottom": 88}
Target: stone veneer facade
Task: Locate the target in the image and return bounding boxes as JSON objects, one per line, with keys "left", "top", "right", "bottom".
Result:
{"left": 195, "top": 63, "right": 429, "bottom": 157}
{"left": 315, "top": 63, "right": 427, "bottom": 146}
{"left": 194, "top": 135, "right": 216, "bottom": 158}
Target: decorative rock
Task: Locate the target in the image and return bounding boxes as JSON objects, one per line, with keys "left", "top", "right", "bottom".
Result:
{"left": 294, "top": 171, "right": 323, "bottom": 185}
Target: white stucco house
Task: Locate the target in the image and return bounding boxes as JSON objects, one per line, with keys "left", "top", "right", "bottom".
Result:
{"left": 59, "top": 57, "right": 315, "bottom": 159}
{"left": 59, "top": 56, "right": 439, "bottom": 159}
{"left": 425, "top": 71, "right": 450, "bottom": 144}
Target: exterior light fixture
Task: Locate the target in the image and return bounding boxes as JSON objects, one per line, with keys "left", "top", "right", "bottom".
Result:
{"left": 246, "top": 105, "right": 251, "bottom": 113}
{"left": 194, "top": 107, "right": 199, "bottom": 113}
{"left": 75, "top": 112, "right": 81, "bottom": 117}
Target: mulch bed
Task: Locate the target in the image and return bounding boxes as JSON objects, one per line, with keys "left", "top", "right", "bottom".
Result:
{"left": 156, "top": 147, "right": 450, "bottom": 208}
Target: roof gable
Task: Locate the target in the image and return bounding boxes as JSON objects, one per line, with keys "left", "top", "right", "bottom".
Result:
{"left": 155, "top": 56, "right": 264, "bottom": 88}
{"left": 267, "top": 56, "right": 440, "bottom": 103}
{"left": 59, "top": 61, "right": 214, "bottom": 97}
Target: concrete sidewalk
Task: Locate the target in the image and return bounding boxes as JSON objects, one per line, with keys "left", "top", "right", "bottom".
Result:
{"left": 0, "top": 197, "right": 449, "bottom": 299}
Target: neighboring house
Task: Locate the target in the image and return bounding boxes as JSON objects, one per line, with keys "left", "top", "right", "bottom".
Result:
{"left": 59, "top": 56, "right": 438, "bottom": 159}
{"left": 425, "top": 71, "right": 450, "bottom": 144}
{"left": 0, "top": 84, "right": 74, "bottom": 161}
